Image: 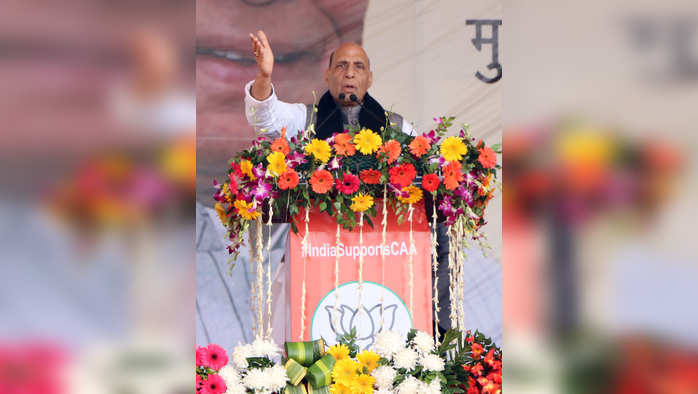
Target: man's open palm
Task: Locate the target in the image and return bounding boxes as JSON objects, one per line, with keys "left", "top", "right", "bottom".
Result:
{"left": 249, "top": 30, "right": 273, "bottom": 78}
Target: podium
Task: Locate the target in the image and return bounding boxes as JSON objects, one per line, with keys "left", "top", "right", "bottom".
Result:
{"left": 285, "top": 201, "right": 432, "bottom": 349}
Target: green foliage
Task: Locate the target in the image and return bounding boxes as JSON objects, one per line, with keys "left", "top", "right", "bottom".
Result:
{"left": 336, "top": 327, "right": 359, "bottom": 358}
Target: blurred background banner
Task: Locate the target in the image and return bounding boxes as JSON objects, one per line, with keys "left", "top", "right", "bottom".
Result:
{"left": 1, "top": 1, "right": 194, "bottom": 393}
{"left": 504, "top": 0, "right": 698, "bottom": 392}
{"left": 195, "top": 0, "right": 503, "bottom": 355}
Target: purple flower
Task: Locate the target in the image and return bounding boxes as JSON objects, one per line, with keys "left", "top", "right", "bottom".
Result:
{"left": 287, "top": 151, "right": 307, "bottom": 169}
{"left": 459, "top": 129, "right": 467, "bottom": 138}
{"left": 253, "top": 163, "right": 266, "bottom": 179}
{"left": 290, "top": 136, "right": 299, "bottom": 145}
{"left": 422, "top": 130, "right": 440, "bottom": 145}
{"left": 253, "top": 180, "right": 272, "bottom": 202}
{"left": 454, "top": 186, "right": 474, "bottom": 207}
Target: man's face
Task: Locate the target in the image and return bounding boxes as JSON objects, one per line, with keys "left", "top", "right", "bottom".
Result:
{"left": 325, "top": 44, "right": 372, "bottom": 106}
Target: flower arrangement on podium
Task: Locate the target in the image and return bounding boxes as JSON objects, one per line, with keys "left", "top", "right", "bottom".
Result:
{"left": 195, "top": 328, "right": 501, "bottom": 394}
{"left": 213, "top": 114, "right": 501, "bottom": 340}
{"left": 213, "top": 115, "right": 500, "bottom": 259}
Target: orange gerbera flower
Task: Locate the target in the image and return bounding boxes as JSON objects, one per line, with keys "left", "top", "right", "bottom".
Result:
{"left": 478, "top": 145, "right": 497, "bottom": 168}
{"left": 278, "top": 169, "right": 299, "bottom": 190}
{"left": 309, "top": 169, "right": 334, "bottom": 194}
{"left": 333, "top": 133, "right": 356, "bottom": 156}
{"left": 360, "top": 169, "right": 382, "bottom": 184}
{"left": 409, "top": 136, "right": 431, "bottom": 157}
{"left": 443, "top": 161, "right": 463, "bottom": 190}
{"left": 377, "top": 139, "right": 401, "bottom": 164}
{"left": 271, "top": 127, "right": 290, "bottom": 155}
{"left": 389, "top": 163, "right": 417, "bottom": 188}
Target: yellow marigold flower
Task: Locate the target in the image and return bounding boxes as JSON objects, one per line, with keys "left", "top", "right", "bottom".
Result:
{"left": 331, "top": 359, "right": 361, "bottom": 386}
{"left": 350, "top": 193, "right": 374, "bottom": 212}
{"left": 233, "top": 199, "right": 261, "bottom": 221}
{"left": 329, "top": 383, "right": 353, "bottom": 394}
{"left": 350, "top": 374, "right": 376, "bottom": 394}
{"left": 353, "top": 128, "right": 382, "bottom": 155}
{"left": 356, "top": 350, "right": 380, "bottom": 372}
{"left": 214, "top": 202, "right": 227, "bottom": 225}
{"left": 327, "top": 344, "right": 351, "bottom": 361}
{"left": 240, "top": 159, "right": 256, "bottom": 180}
{"left": 304, "top": 139, "right": 332, "bottom": 163}
{"left": 397, "top": 185, "right": 423, "bottom": 204}
{"left": 266, "top": 151, "right": 286, "bottom": 177}
{"left": 440, "top": 136, "right": 468, "bottom": 162}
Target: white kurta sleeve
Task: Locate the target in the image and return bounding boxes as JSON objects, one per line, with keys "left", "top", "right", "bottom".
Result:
{"left": 244, "top": 80, "right": 307, "bottom": 140}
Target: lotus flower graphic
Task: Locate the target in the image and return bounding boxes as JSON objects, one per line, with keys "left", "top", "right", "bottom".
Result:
{"left": 324, "top": 304, "right": 398, "bottom": 350}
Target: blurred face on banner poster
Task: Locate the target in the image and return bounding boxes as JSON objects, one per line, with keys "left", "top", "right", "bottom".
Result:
{"left": 196, "top": 0, "right": 369, "bottom": 204}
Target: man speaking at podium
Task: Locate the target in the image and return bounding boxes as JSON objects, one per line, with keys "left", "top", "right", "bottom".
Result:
{"left": 243, "top": 30, "right": 454, "bottom": 339}
{"left": 244, "top": 30, "right": 414, "bottom": 139}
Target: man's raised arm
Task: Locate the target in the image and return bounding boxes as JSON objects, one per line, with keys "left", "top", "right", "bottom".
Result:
{"left": 249, "top": 30, "right": 273, "bottom": 101}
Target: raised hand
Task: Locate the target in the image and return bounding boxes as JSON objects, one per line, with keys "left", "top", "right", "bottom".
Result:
{"left": 249, "top": 30, "right": 274, "bottom": 79}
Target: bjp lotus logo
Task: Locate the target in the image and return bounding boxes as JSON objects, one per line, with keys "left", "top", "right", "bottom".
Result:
{"left": 310, "top": 282, "right": 412, "bottom": 350}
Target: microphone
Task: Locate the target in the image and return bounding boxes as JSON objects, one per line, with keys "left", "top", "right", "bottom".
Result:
{"left": 339, "top": 93, "right": 346, "bottom": 101}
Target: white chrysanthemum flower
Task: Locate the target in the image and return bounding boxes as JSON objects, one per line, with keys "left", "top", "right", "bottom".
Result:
{"left": 426, "top": 378, "right": 442, "bottom": 394}
{"left": 252, "top": 338, "right": 282, "bottom": 359}
{"left": 393, "top": 347, "right": 418, "bottom": 371}
{"left": 375, "top": 389, "right": 395, "bottom": 394}
{"left": 219, "top": 365, "right": 240, "bottom": 387}
{"left": 232, "top": 343, "right": 254, "bottom": 369}
{"left": 242, "top": 368, "right": 267, "bottom": 390}
{"left": 267, "top": 365, "right": 288, "bottom": 391}
{"left": 420, "top": 353, "right": 445, "bottom": 372}
{"left": 373, "top": 331, "right": 404, "bottom": 359}
{"left": 224, "top": 383, "right": 247, "bottom": 394}
{"left": 372, "top": 365, "right": 397, "bottom": 389}
{"left": 396, "top": 376, "right": 420, "bottom": 394}
{"left": 412, "top": 331, "right": 434, "bottom": 354}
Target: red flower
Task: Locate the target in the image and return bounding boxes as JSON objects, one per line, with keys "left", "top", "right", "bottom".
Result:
{"left": 466, "top": 335, "right": 474, "bottom": 344}
{"left": 337, "top": 173, "right": 360, "bottom": 194}
{"left": 309, "top": 169, "right": 334, "bottom": 194}
{"left": 389, "top": 163, "right": 416, "bottom": 188}
{"left": 278, "top": 169, "right": 299, "bottom": 190}
{"left": 204, "top": 344, "right": 228, "bottom": 370}
{"left": 478, "top": 146, "right": 497, "bottom": 168}
{"left": 360, "top": 169, "right": 382, "bottom": 184}
{"left": 203, "top": 374, "right": 227, "bottom": 394}
{"left": 466, "top": 377, "right": 479, "bottom": 394}
{"left": 487, "top": 371, "right": 502, "bottom": 384}
{"left": 196, "top": 346, "right": 207, "bottom": 367}
{"left": 227, "top": 173, "right": 238, "bottom": 193}
{"left": 471, "top": 343, "right": 484, "bottom": 360}
{"left": 471, "top": 362, "right": 484, "bottom": 376}
{"left": 484, "top": 348, "right": 496, "bottom": 366}
{"left": 421, "top": 173, "right": 440, "bottom": 192}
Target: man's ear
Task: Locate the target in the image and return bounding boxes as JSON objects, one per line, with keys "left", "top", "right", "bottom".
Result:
{"left": 325, "top": 69, "right": 330, "bottom": 86}
{"left": 367, "top": 71, "right": 373, "bottom": 89}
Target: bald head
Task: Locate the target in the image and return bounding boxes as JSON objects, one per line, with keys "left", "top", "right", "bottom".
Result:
{"left": 325, "top": 42, "right": 373, "bottom": 107}
{"left": 328, "top": 42, "right": 370, "bottom": 69}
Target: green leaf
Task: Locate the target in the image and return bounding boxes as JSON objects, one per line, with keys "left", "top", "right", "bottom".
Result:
{"left": 319, "top": 202, "right": 327, "bottom": 211}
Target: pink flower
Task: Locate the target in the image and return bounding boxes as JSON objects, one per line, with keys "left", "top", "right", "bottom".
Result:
{"left": 204, "top": 344, "right": 228, "bottom": 371}
{"left": 253, "top": 180, "right": 272, "bottom": 202}
{"left": 202, "top": 374, "right": 227, "bottom": 394}
{"left": 197, "top": 374, "right": 203, "bottom": 389}
{"left": 196, "top": 346, "right": 208, "bottom": 367}
{"left": 337, "top": 173, "right": 360, "bottom": 194}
